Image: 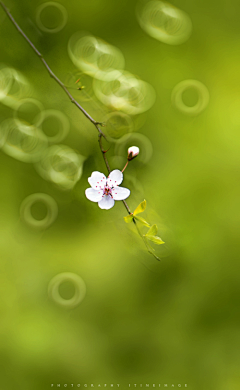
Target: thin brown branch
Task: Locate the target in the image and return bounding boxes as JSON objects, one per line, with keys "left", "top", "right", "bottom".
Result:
{"left": 0, "top": 1, "right": 105, "bottom": 137}
{"left": 98, "top": 133, "right": 111, "bottom": 174}
{"left": 0, "top": 2, "right": 161, "bottom": 261}
{"left": 0, "top": 1, "right": 133, "bottom": 216}
{"left": 122, "top": 200, "right": 131, "bottom": 214}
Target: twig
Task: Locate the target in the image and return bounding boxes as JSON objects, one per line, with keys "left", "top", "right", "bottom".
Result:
{"left": 122, "top": 200, "right": 131, "bottom": 214}
{"left": 0, "top": 1, "right": 105, "bottom": 136}
{"left": 121, "top": 160, "right": 129, "bottom": 173}
{"left": 98, "top": 133, "right": 111, "bottom": 174}
{"left": 0, "top": 2, "right": 158, "bottom": 260}
{"left": 0, "top": 1, "right": 132, "bottom": 211}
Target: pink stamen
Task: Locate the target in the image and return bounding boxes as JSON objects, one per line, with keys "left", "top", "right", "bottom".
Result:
{"left": 103, "top": 184, "right": 112, "bottom": 197}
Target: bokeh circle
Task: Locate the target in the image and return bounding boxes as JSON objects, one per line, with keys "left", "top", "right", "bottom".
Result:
{"left": 171, "top": 79, "right": 210, "bottom": 116}
{"left": 104, "top": 111, "right": 133, "bottom": 142}
{"left": 48, "top": 272, "right": 86, "bottom": 309}
{"left": 36, "top": 2, "right": 68, "bottom": 33}
{"left": 37, "top": 109, "right": 70, "bottom": 144}
{"left": 0, "top": 66, "right": 30, "bottom": 109}
{"left": 20, "top": 193, "right": 58, "bottom": 230}
{"left": 136, "top": 0, "right": 192, "bottom": 45}
{"left": 14, "top": 98, "right": 44, "bottom": 127}
{"left": 35, "top": 144, "right": 85, "bottom": 190}
{"left": 68, "top": 33, "right": 125, "bottom": 81}
{"left": 93, "top": 71, "right": 156, "bottom": 115}
{"left": 0, "top": 118, "right": 48, "bottom": 163}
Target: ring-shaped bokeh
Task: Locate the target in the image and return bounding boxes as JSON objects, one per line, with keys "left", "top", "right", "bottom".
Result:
{"left": 0, "top": 118, "right": 48, "bottom": 163}
{"left": 103, "top": 111, "right": 134, "bottom": 142}
{"left": 136, "top": 0, "right": 192, "bottom": 45}
{"left": 14, "top": 98, "right": 44, "bottom": 128}
{"left": 93, "top": 71, "right": 156, "bottom": 115}
{"left": 37, "top": 109, "right": 70, "bottom": 144}
{"left": 68, "top": 33, "right": 125, "bottom": 81}
{"left": 36, "top": 2, "right": 68, "bottom": 33}
{"left": 35, "top": 144, "right": 85, "bottom": 190}
{"left": 171, "top": 79, "right": 210, "bottom": 116}
{"left": 0, "top": 66, "right": 30, "bottom": 109}
{"left": 20, "top": 193, "right": 58, "bottom": 230}
{"left": 48, "top": 272, "right": 86, "bottom": 309}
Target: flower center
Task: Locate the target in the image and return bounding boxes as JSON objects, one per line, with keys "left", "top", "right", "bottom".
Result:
{"left": 103, "top": 185, "right": 112, "bottom": 197}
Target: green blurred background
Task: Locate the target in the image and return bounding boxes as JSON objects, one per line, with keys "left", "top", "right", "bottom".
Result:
{"left": 0, "top": 0, "right": 239, "bottom": 389}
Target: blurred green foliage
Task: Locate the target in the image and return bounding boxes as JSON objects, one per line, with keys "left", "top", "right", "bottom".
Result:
{"left": 0, "top": 0, "right": 240, "bottom": 389}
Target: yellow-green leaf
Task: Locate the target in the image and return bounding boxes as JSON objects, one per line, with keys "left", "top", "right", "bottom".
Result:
{"left": 145, "top": 235, "right": 165, "bottom": 245}
{"left": 146, "top": 224, "right": 158, "bottom": 236}
{"left": 133, "top": 200, "right": 147, "bottom": 216}
{"left": 134, "top": 216, "right": 150, "bottom": 227}
{"left": 124, "top": 214, "right": 133, "bottom": 223}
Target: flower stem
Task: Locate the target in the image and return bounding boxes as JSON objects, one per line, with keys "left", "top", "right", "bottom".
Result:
{"left": 121, "top": 161, "right": 129, "bottom": 173}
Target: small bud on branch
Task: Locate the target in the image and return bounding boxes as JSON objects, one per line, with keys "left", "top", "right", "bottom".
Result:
{"left": 128, "top": 146, "right": 140, "bottom": 161}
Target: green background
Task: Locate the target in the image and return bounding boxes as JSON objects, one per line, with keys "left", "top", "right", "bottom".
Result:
{"left": 0, "top": 0, "right": 239, "bottom": 389}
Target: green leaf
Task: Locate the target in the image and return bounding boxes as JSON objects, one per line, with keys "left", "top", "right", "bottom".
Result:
{"left": 134, "top": 216, "right": 150, "bottom": 227}
{"left": 124, "top": 214, "right": 133, "bottom": 223}
{"left": 133, "top": 200, "right": 147, "bottom": 216}
{"left": 146, "top": 224, "right": 158, "bottom": 236}
{"left": 145, "top": 235, "right": 165, "bottom": 245}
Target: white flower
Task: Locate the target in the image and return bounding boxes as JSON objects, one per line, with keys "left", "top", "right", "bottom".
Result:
{"left": 128, "top": 146, "right": 139, "bottom": 160}
{"left": 85, "top": 169, "right": 130, "bottom": 210}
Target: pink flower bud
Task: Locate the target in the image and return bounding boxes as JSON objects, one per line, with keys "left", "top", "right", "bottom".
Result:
{"left": 128, "top": 146, "right": 139, "bottom": 161}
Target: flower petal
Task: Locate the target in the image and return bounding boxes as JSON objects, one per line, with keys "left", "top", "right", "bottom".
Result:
{"left": 107, "top": 169, "right": 123, "bottom": 187}
{"left": 98, "top": 195, "right": 115, "bottom": 210}
{"left": 85, "top": 188, "right": 103, "bottom": 202}
{"left": 112, "top": 186, "right": 130, "bottom": 201}
{"left": 88, "top": 171, "right": 106, "bottom": 190}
